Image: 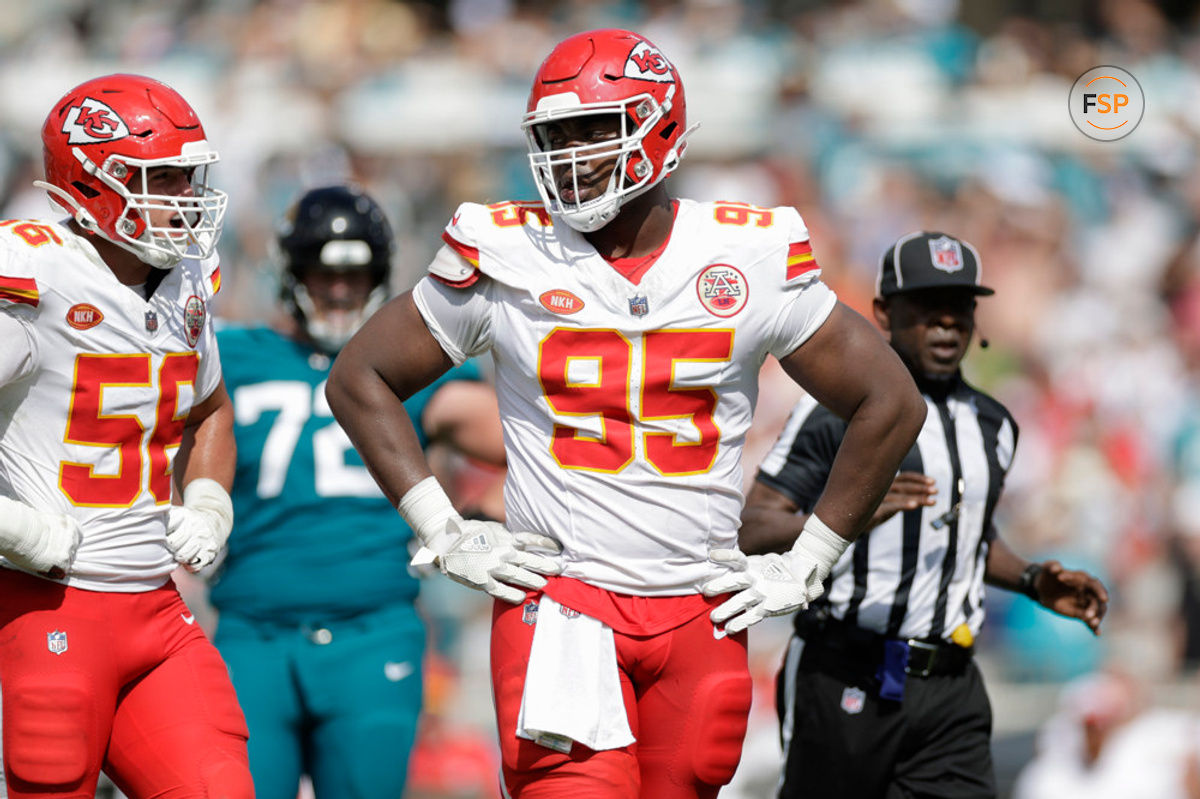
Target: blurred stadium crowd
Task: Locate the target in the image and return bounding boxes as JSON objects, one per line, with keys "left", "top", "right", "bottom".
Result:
{"left": 6, "top": 0, "right": 1200, "bottom": 795}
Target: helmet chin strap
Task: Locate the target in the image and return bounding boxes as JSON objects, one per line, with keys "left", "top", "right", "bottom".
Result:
{"left": 33, "top": 179, "right": 180, "bottom": 269}
{"left": 550, "top": 119, "right": 700, "bottom": 234}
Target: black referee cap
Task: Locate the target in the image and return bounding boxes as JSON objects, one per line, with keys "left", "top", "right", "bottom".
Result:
{"left": 876, "top": 231, "right": 994, "bottom": 298}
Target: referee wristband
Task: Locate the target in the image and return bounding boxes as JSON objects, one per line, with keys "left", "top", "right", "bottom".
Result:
{"left": 1018, "top": 562, "right": 1044, "bottom": 601}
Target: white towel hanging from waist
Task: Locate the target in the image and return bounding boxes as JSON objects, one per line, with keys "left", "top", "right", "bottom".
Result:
{"left": 515, "top": 595, "right": 635, "bottom": 753}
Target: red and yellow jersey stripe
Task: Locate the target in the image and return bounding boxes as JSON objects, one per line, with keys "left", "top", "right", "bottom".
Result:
{"left": 209, "top": 265, "right": 221, "bottom": 295}
{"left": 435, "top": 231, "right": 482, "bottom": 288}
{"left": 0, "top": 275, "right": 39, "bottom": 308}
{"left": 786, "top": 241, "right": 818, "bottom": 282}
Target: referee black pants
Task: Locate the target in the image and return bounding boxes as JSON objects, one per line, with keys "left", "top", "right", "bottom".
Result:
{"left": 775, "top": 635, "right": 996, "bottom": 799}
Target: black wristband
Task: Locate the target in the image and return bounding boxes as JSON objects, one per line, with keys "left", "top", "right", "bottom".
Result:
{"left": 1018, "top": 563, "right": 1044, "bottom": 601}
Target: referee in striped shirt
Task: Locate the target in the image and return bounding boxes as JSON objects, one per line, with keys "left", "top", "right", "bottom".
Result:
{"left": 742, "top": 231, "right": 1109, "bottom": 799}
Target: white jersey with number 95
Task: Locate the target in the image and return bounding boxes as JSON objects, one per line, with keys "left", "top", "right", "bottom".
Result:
{"left": 413, "top": 199, "right": 835, "bottom": 595}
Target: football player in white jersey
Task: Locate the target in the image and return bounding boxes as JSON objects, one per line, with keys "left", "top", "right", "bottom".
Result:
{"left": 327, "top": 28, "right": 925, "bottom": 799}
{"left": 0, "top": 75, "right": 252, "bottom": 798}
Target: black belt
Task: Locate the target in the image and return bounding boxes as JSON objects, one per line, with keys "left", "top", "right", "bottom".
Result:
{"left": 796, "top": 613, "right": 972, "bottom": 679}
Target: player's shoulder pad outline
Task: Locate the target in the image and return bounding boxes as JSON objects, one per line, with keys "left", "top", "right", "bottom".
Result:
{"left": 0, "top": 219, "right": 58, "bottom": 310}
{"left": 434, "top": 200, "right": 546, "bottom": 288}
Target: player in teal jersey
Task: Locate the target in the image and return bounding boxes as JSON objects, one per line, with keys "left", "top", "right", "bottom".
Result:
{"left": 210, "top": 186, "right": 503, "bottom": 799}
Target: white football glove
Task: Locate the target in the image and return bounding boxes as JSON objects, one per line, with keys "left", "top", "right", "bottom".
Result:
{"left": 702, "top": 515, "right": 849, "bottom": 634}
{"left": 437, "top": 517, "right": 563, "bottom": 604}
{"left": 0, "top": 496, "right": 82, "bottom": 578}
{"left": 167, "top": 478, "right": 233, "bottom": 574}
{"left": 702, "top": 549, "right": 823, "bottom": 634}
{"left": 398, "top": 477, "right": 562, "bottom": 602}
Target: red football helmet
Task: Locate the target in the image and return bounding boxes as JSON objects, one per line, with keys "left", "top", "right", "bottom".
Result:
{"left": 522, "top": 29, "right": 695, "bottom": 232}
{"left": 36, "top": 74, "right": 227, "bottom": 268}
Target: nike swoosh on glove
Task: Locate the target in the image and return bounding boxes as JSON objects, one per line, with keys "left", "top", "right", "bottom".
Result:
{"left": 166, "top": 478, "right": 233, "bottom": 574}
{"left": 438, "top": 517, "right": 563, "bottom": 604}
{"left": 702, "top": 548, "right": 825, "bottom": 634}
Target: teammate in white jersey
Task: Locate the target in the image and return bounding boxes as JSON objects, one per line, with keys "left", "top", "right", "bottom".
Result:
{"left": 327, "top": 28, "right": 925, "bottom": 799}
{"left": 0, "top": 75, "right": 252, "bottom": 798}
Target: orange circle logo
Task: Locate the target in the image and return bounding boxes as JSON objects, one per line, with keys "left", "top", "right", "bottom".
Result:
{"left": 1069, "top": 66, "right": 1144, "bottom": 142}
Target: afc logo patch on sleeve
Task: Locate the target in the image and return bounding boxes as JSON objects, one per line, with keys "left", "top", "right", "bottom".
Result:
{"left": 697, "top": 264, "right": 748, "bottom": 318}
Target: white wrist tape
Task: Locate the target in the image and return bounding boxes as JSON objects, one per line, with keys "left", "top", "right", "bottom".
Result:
{"left": 791, "top": 514, "right": 850, "bottom": 580}
{"left": 397, "top": 476, "right": 462, "bottom": 557}
{"left": 0, "top": 496, "right": 49, "bottom": 562}
{"left": 182, "top": 479, "right": 233, "bottom": 531}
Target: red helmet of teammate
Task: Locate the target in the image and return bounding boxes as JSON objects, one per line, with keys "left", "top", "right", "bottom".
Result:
{"left": 522, "top": 29, "right": 694, "bottom": 232}
{"left": 36, "top": 74, "right": 227, "bottom": 268}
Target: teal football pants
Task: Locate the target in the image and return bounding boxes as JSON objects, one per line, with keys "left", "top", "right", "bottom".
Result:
{"left": 215, "top": 603, "right": 425, "bottom": 799}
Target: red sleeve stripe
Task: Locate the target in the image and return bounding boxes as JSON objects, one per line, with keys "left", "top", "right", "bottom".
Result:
{"left": 786, "top": 241, "right": 818, "bottom": 281}
{"left": 441, "top": 231, "right": 480, "bottom": 267}
{"left": 209, "top": 266, "right": 221, "bottom": 295}
{"left": 430, "top": 271, "right": 481, "bottom": 289}
{"left": 0, "top": 277, "right": 39, "bottom": 307}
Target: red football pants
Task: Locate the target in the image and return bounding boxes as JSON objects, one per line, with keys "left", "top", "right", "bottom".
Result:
{"left": 0, "top": 568, "right": 252, "bottom": 798}
{"left": 491, "top": 595, "right": 752, "bottom": 799}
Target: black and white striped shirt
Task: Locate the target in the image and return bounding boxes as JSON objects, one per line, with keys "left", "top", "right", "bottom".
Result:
{"left": 756, "top": 375, "right": 1017, "bottom": 642}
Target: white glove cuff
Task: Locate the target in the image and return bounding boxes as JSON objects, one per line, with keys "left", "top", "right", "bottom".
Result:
{"left": 182, "top": 479, "right": 233, "bottom": 537}
{"left": 397, "top": 476, "right": 462, "bottom": 556}
{"left": 791, "top": 514, "right": 850, "bottom": 579}
{"left": 0, "top": 495, "right": 44, "bottom": 560}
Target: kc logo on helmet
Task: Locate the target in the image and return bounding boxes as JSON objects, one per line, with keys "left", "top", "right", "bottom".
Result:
{"left": 624, "top": 41, "right": 674, "bottom": 83}
{"left": 62, "top": 98, "right": 130, "bottom": 145}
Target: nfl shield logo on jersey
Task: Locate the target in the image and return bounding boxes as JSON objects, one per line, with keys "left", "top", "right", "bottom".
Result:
{"left": 629, "top": 295, "right": 649, "bottom": 317}
{"left": 840, "top": 686, "right": 866, "bottom": 715}
{"left": 928, "top": 236, "right": 964, "bottom": 273}
{"left": 47, "top": 630, "right": 68, "bottom": 655}
{"left": 144, "top": 310, "right": 158, "bottom": 333}
{"left": 184, "top": 295, "right": 206, "bottom": 347}
{"left": 522, "top": 601, "right": 539, "bottom": 626}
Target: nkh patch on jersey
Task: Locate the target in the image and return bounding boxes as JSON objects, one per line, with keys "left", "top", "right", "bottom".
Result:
{"left": 66, "top": 303, "right": 104, "bottom": 330}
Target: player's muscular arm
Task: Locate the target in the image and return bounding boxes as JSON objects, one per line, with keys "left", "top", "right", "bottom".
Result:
{"left": 739, "top": 482, "right": 804, "bottom": 556}
{"left": 779, "top": 302, "right": 925, "bottom": 543}
{"left": 422, "top": 380, "right": 506, "bottom": 467}
{"left": 176, "top": 380, "right": 235, "bottom": 491}
{"left": 327, "top": 291, "right": 454, "bottom": 504}
{"left": 328, "top": 291, "right": 559, "bottom": 603}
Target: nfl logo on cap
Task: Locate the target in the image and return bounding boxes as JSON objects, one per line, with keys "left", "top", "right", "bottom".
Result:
{"left": 928, "top": 236, "right": 963, "bottom": 273}
{"left": 876, "top": 231, "right": 993, "bottom": 298}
